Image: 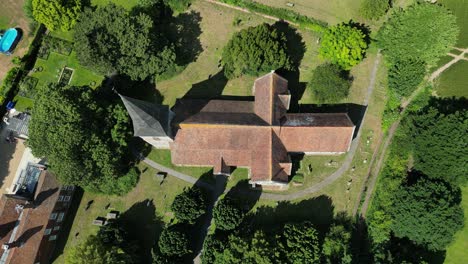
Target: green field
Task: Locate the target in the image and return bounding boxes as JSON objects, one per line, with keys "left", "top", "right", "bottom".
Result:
{"left": 31, "top": 52, "right": 104, "bottom": 88}
{"left": 91, "top": 0, "right": 139, "bottom": 9}
{"left": 52, "top": 164, "right": 191, "bottom": 263}
{"left": 435, "top": 60, "right": 468, "bottom": 98}
{"left": 440, "top": 0, "right": 468, "bottom": 47}
{"left": 445, "top": 185, "right": 468, "bottom": 264}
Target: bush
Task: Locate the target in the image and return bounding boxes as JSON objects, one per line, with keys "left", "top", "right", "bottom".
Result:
{"left": 360, "top": 0, "right": 390, "bottom": 20}
{"left": 213, "top": 197, "right": 245, "bottom": 230}
{"left": 308, "top": 63, "right": 351, "bottom": 103}
{"left": 319, "top": 23, "right": 368, "bottom": 70}
{"left": 18, "top": 76, "right": 39, "bottom": 99}
{"left": 388, "top": 59, "right": 426, "bottom": 98}
{"left": 222, "top": 23, "right": 292, "bottom": 79}
{"left": 171, "top": 186, "right": 207, "bottom": 223}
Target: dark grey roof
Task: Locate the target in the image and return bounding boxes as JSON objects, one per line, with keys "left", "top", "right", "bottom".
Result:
{"left": 119, "top": 94, "right": 173, "bottom": 137}
{"left": 8, "top": 113, "right": 30, "bottom": 138}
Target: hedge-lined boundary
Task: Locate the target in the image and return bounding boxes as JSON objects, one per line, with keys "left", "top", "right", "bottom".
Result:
{"left": 215, "top": 0, "right": 328, "bottom": 32}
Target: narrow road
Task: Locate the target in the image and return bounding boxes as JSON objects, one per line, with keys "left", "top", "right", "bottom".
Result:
{"left": 142, "top": 52, "right": 382, "bottom": 201}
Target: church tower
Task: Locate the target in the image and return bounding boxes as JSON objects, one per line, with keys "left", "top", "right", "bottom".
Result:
{"left": 119, "top": 94, "right": 175, "bottom": 149}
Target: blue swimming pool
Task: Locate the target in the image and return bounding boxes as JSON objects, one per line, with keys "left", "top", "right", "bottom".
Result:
{"left": 0, "top": 28, "right": 18, "bottom": 53}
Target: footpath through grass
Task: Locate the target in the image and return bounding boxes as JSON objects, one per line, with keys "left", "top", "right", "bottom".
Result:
{"left": 445, "top": 185, "right": 468, "bottom": 264}
{"left": 440, "top": 0, "right": 468, "bottom": 47}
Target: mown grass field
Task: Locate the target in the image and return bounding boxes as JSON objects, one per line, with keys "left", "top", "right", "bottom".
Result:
{"left": 53, "top": 164, "right": 191, "bottom": 263}
{"left": 445, "top": 185, "right": 468, "bottom": 264}
{"left": 91, "top": 0, "right": 139, "bottom": 10}
{"left": 435, "top": 60, "right": 468, "bottom": 98}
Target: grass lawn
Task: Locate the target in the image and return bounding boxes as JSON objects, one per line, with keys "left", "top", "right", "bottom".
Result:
{"left": 440, "top": 0, "right": 468, "bottom": 47}
{"left": 53, "top": 164, "right": 191, "bottom": 263}
{"left": 31, "top": 52, "right": 104, "bottom": 89}
{"left": 435, "top": 60, "right": 468, "bottom": 98}
{"left": 13, "top": 95, "right": 34, "bottom": 112}
{"left": 147, "top": 148, "right": 216, "bottom": 183}
{"left": 445, "top": 185, "right": 468, "bottom": 264}
{"left": 253, "top": 0, "right": 361, "bottom": 25}
{"left": 430, "top": 55, "right": 454, "bottom": 72}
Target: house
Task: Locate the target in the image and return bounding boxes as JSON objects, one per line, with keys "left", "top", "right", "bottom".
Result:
{"left": 0, "top": 170, "right": 75, "bottom": 264}
{"left": 121, "top": 71, "right": 355, "bottom": 189}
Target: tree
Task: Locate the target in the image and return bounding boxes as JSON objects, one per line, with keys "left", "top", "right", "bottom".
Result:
{"left": 222, "top": 23, "right": 292, "bottom": 79}
{"left": 322, "top": 224, "right": 352, "bottom": 264}
{"left": 158, "top": 225, "right": 191, "bottom": 256}
{"left": 215, "top": 231, "right": 277, "bottom": 264}
{"left": 308, "top": 63, "right": 351, "bottom": 103}
{"left": 319, "top": 23, "right": 368, "bottom": 70}
{"left": 74, "top": 4, "right": 176, "bottom": 80}
{"left": 171, "top": 186, "right": 207, "bottom": 223}
{"left": 388, "top": 59, "right": 426, "bottom": 98}
{"left": 377, "top": 3, "right": 458, "bottom": 65}
{"left": 201, "top": 232, "right": 228, "bottom": 264}
{"left": 391, "top": 176, "right": 464, "bottom": 251}
{"left": 360, "top": 0, "right": 390, "bottom": 20}
{"left": 32, "top": 0, "right": 81, "bottom": 31}
{"left": 28, "top": 84, "right": 136, "bottom": 194}
{"left": 410, "top": 108, "right": 468, "bottom": 185}
{"left": 279, "top": 222, "right": 320, "bottom": 264}
{"left": 213, "top": 197, "right": 245, "bottom": 231}
{"left": 65, "top": 235, "right": 135, "bottom": 264}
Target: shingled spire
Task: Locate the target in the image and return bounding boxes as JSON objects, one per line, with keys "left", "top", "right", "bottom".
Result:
{"left": 119, "top": 94, "right": 175, "bottom": 149}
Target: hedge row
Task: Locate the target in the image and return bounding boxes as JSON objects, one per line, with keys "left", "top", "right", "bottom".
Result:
{"left": 0, "top": 67, "right": 21, "bottom": 105}
{"left": 217, "top": 0, "right": 327, "bottom": 32}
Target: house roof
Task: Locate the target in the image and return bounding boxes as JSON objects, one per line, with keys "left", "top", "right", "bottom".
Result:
{"left": 0, "top": 171, "right": 61, "bottom": 264}
{"left": 119, "top": 94, "right": 174, "bottom": 137}
{"left": 171, "top": 72, "right": 355, "bottom": 184}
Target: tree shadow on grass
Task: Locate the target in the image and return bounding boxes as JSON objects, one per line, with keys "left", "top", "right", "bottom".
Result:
{"left": 250, "top": 195, "right": 334, "bottom": 236}
{"left": 112, "top": 75, "right": 165, "bottom": 104}
{"left": 51, "top": 187, "right": 84, "bottom": 262}
{"left": 168, "top": 11, "right": 204, "bottom": 66}
{"left": 118, "top": 199, "right": 165, "bottom": 264}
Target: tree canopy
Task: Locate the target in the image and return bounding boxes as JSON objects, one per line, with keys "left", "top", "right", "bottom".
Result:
{"left": 279, "top": 222, "right": 320, "bottom": 264}
{"left": 171, "top": 186, "right": 207, "bottom": 223}
{"left": 308, "top": 63, "right": 351, "bottom": 103}
{"left": 32, "top": 0, "right": 81, "bottom": 31}
{"left": 213, "top": 197, "right": 245, "bottom": 231}
{"left": 74, "top": 4, "right": 176, "bottom": 80}
{"left": 319, "top": 23, "right": 368, "bottom": 70}
{"left": 322, "top": 224, "right": 352, "bottom": 264}
{"left": 391, "top": 176, "right": 464, "bottom": 251}
{"left": 388, "top": 59, "right": 426, "bottom": 98}
{"left": 222, "top": 23, "right": 292, "bottom": 79}
{"left": 28, "top": 84, "right": 137, "bottom": 194}
{"left": 410, "top": 108, "right": 468, "bottom": 185}
{"left": 359, "top": 0, "right": 390, "bottom": 20}
{"left": 377, "top": 3, "right": 458, "bottom": 65}
{"left": 158, "top": 225, "right": 191, "bottom": 257}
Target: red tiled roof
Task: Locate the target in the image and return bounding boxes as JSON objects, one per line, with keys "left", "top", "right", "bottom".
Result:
{"left": 171, "top": 72, "right": 355, "bottom": 184}
{"left": 0, "top": 171, "right": 63, "bottom": 264}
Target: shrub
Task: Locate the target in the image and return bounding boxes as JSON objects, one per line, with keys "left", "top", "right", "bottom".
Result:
{"left": 360, "top": 0, "right": 390, "bottom": 20}
{"left": 18, "top": 76, "right": 39, "bottom": 99}
{"left": 388, "top": 59, "right": 426, "bottom": 98}
{"left": 213, "top": 197, "right": 245, "bottom": 230}
{"left": 0, "top": 67, "right": 21, "bottom": 104}
{"left": 308, "top": 63, "right": 351, "bottom": 103}
{"left": 222, "top": 23, "right": 292, "bottom": 79}
{"left": 319, "top": 23, "right": 368, "bottom": 69}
